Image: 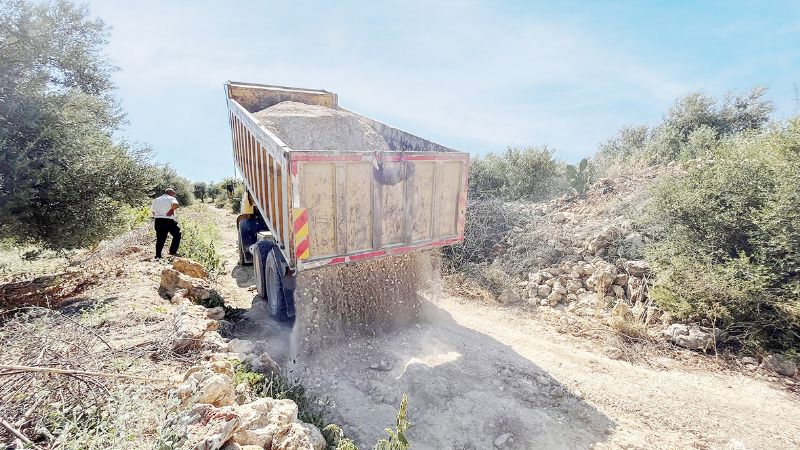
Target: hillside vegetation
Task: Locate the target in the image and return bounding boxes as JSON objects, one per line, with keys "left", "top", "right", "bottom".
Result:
{"left": 454, "top": 89, "right": 800, "bottom": 356}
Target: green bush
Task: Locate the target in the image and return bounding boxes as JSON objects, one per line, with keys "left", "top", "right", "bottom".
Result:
{"left": 595, "top": 89, "right": 773, "bottom": 174}
{"left": 177, "top": 216, "right": 222, "bottom": 274}
{"left": 469, "top": 145, "right": 564, "bottom": 201}
{"left": 192, "top": 181, "right": 208, "bottom": 202}
{"left": 441, "top": 197, "right": 510, "bottom": 270}
{"left": 645, "top": 117, "right": 800, "bottom": 351}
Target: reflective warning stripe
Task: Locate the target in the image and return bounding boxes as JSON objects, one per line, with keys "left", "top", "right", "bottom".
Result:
{"left": 293, "top": 208, "right": 310, "bottom": 260}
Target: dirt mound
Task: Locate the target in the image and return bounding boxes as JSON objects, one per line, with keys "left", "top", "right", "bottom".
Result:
{"left": 253, "top": 101, "right": 390, "bottom": 152}
{"left": 291, "top": 252, "right": 440, "bottom": 356}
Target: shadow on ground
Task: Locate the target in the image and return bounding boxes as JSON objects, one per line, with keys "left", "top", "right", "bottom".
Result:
{"left": 218, "top": 259, "right": 613, "bottom": 449}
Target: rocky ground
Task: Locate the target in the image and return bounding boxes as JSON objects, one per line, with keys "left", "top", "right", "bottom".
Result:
{"left": 3, "top": 200, "right": 799, "bottom": 449}
{"left": 200, "top": 204, "right": 800, "bottom": 450}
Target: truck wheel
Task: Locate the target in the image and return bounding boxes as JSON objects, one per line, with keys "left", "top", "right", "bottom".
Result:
{"left": 237, "top": 233, "right": 246, "bottom": 266}
{"left": 265, "top": 250, "right": 289, "bottom": 321}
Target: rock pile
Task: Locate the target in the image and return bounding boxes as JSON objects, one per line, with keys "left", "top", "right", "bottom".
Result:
{"left": 161, "top": 257, "right": 217, "bottom": 304}
{"left": 510, "top": 257, "right": 656, "bottom": 320}
{"left": 163, "top": 359, "right": 324, "bottom": 450}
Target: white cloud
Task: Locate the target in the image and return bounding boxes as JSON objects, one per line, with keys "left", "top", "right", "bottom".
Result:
{"left": 87, "top": 0, "right": 699, "bottom": 178}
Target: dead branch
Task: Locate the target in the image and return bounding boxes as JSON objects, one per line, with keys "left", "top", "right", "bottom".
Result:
{"left": 0, "top": 365, "right": 172, "bottom": 383}
{"left": 0, "top": 416, "right": 44, "bottom": 450}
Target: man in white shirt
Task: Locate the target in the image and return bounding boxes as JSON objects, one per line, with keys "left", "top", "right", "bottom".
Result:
{"left": 151, "top": 188, "right": 181, "bottom": 259}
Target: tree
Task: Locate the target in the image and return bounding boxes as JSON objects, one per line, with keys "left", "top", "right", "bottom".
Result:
{"left": 469, "top": 145, "right": 564, "bottom": 201}
{"left": 151, "top": 165, "right": 194, "bottom": 206}
{"left": 206, "top": 182, "right": 222, "bottom": 200}
{"left": 0, "top": 0, "right": 155, "bottom": 249}
{"left": 193, "top": 181, "right": 208, "bottom": 202}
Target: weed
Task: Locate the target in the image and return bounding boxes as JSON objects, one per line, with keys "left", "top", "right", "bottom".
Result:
{"left": 177, "top": 215, "right": 223, "bottom": 276}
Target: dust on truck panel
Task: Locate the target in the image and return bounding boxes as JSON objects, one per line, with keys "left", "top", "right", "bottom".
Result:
{"left": 225, "top": 81, "right": 469, "bottom": 271}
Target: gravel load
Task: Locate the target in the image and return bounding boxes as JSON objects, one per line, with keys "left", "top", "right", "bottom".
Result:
{"left": 291, "top": 252, "right": 440, "bottom": 356}
{"left": 253, "top": 101, "right": 390, "bottom": 152}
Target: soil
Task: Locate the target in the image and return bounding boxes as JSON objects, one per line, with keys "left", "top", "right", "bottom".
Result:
{"left": 202, "top": 203, "right": 800, "bottom": 450}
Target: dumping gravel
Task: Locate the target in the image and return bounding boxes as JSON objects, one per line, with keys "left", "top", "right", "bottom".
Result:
{"left": 253, "top": 101, "right": 390, "bottom": 152}
{"left": 291, "top": 251, "right": 440, "bottom": 356}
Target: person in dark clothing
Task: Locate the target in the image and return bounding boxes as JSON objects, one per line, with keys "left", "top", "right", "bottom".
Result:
{"left": 151, "top": 188, "right": 181, "bottom": 259}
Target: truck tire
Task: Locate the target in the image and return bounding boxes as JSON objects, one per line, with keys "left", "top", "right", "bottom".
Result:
{"left": 237, "top": 232, "right": 246, "bottom": 266}
{"left": 265, "top": 250, "right": 289, "bottom": 321}
{"left": 250, "top": 240, "right": 273, "bottom": 300}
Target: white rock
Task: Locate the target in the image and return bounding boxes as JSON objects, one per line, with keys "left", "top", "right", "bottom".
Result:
{"left": 498, "top": 289, "right": 522, "bottom": 305}
{"left": 228, "top": 339, "right": 255, "bottom": 354}
{"left": 494, "top": 432, "right": 513, "bottom": 448}
{"left": 662, "top": 323, "right": 719, "bottom": 351}
{"left": 207, "top": 306, "right": 226, "bottom": 320}
{"left": 535, "top": 284, "right": 551, "bottom": 298}
{"left": 624, "top": 260, "right": 651, "bottom": 276}
{"left": 161, "top": 404, "right": 240, "bottom": 450}
{"left": 761, "top": 354, "right": 798, "bottom": 377}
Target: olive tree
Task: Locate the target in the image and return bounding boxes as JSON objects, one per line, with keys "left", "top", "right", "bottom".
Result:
{"left": 0, "top": 0, "right": 155, "bottom": 249}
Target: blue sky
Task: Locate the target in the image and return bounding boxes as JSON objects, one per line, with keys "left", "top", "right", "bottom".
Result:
{"left": 85, "top": 0, "right": 800, "bottom": 181}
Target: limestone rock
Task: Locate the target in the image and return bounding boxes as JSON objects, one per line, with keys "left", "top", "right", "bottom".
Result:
{"left": 537, "top": 284, "right": 552, "bottom": 298}
{"left": 761, "top": 354, "right": 797, "bottom": 377}
{"left": 494, "top": 432, "right": 514, "bottom": 448}
{"left": 228, "top": 339, "right": 256, "bottom": 355}
{"left": 172, "top": 305, "right": 221, "bottom": 353}
{"left": 207, "top": 306, "right": 226, "bottom": 320}
{"left": 161, "top": 267, "right": 214, "bottom": 303}
{"left": 173, "top": 257, "right": 209, "bottom": 279}
{"left": 162, "top": 404, "right": 240, "bottom": 450}
{"left": 251, "top": 352, "right": 280, "bottom": 374}
{"left": 233, "top": 398, "right": 298, "bottom": 447}
{"left": 497, "top": 289, "right": 522, "bottom": 305}
{"left": 624, "top": 260, "right": 651, "bottom": 277}
{"left": 662, "top": 323, "right": 719, "bottom": 351}
{"left": 300, "top": 423, "right": 326, "bottom": 450}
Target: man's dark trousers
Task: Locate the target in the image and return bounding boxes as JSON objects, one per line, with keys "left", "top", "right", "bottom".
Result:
{"left": 154, "top": 218, "right": 181, "bottom": 258}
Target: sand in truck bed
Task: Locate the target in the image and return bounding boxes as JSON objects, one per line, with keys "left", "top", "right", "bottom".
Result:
{"left": 253, "top": 101, "right": 391, "bottom": 152}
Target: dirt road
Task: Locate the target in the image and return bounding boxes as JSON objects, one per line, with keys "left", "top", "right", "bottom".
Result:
{"left": 204, "top": 204, "right": 800, "bottom": 450}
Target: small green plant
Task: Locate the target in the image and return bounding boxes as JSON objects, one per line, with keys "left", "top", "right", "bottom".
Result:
{"left": 565, "top": 158, "right": 594, "bottom": 196}
{"left": 324, "top": 424, "right": 359, "bottom": 450}
{"left": 374, "top": 393, "right": 411, "bottom": 450}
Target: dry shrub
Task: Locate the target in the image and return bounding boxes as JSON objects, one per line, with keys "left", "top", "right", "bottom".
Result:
{"left": 0, "top": 307, "right": 117, "bottom": 443}
{"left": 609, "top": 317, "right": 650, "bottom": 342}
{"left": 0, "top": 271, "right": 98, "bottom": 310}
{"left": 442, "top": 272, "right": 494, "bottom": 302}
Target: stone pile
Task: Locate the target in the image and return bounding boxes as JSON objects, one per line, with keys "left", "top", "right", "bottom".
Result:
{"left": 160, "top": 257, "right": 217, "bottom": 304}
{"left": 156, "top": 258, "right": 326, "bottom": 449}
{"left": 162, "top": 358, "right": 324, "bottom": 450}
{"left": 508, "top": 257, "right": 656, "bottom": 320}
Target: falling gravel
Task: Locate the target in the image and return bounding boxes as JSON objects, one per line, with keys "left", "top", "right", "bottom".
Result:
{"left": 253, "top": 101, "right": 390, "bottom": 152}
{"left": 291, "top": 252, "right": 440, "bottom": 356}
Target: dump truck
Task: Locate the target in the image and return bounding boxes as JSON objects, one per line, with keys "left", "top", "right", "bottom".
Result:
{"left": 224, "top": 81, "right": 469, "bottom": 320}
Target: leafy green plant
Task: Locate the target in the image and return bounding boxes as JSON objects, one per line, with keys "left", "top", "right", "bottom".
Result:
{"left": 177, "top": 216, "right": 222, "bottom": 275}
{"left": 565, "top": 158, "right": 594, "bottom": 196}
{"left": 469, "top": 146, "right": 565, "bottom": 201}
{"left": 192, "top": 181, "right": 208, "bottom": 202}
{"left": 374, "top": 394, "right": 411, "bottom": 450}
{"left": 643, "top": 117, "right": 800, "bottom": 352}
